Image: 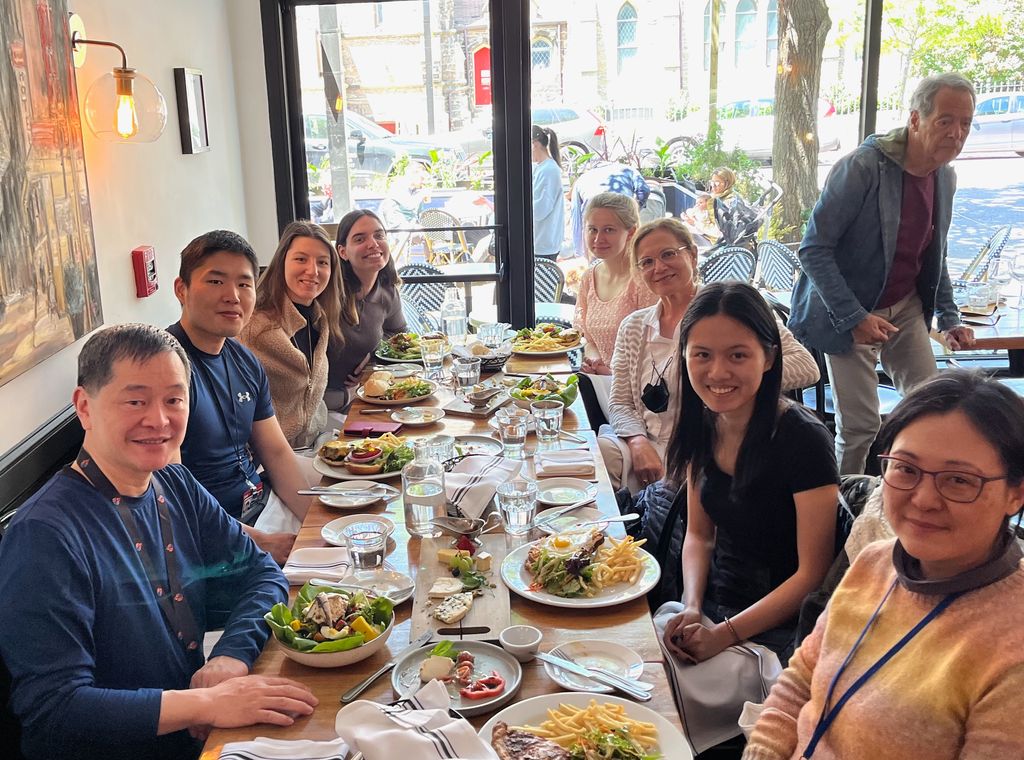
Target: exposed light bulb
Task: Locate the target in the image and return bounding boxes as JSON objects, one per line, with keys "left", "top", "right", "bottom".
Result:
{"left": 115, "top": 93, "right": 138, "bottom": 137}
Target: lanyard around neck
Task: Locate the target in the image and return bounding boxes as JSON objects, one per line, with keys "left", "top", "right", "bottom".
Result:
{"left": 73, "top": 449, "right": 201, "bottom": 653}
{"left": 800, "top": 579, "right": 962, "bottom": 759}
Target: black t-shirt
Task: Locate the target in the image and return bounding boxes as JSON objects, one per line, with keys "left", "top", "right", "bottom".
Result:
{"left": 699, "top": 403, "right": 838, "bottom": 614}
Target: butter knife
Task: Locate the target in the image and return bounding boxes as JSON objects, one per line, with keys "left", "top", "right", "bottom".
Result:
{"left": 535, "top": 651, "right": 651, "bottom": 701}
{"left": 530, "top": 497, "right": 596, "bottom": 529}
{"left": 340, "top": 631, "right": 433, "bottom": 703}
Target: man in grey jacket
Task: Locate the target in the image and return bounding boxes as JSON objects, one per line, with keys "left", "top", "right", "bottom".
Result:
{"left": 788, "top": 73, "right": 977, "bottom": 474}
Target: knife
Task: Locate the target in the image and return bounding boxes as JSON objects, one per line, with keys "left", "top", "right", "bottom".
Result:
{"left": 535, "top": 651, "right": 652, "bottom": 702}
{"left": 530, "top": 497, "right": 596, "bottom": 529}
{"left": 340, "top": 631, "right": 433, "bottom": 703}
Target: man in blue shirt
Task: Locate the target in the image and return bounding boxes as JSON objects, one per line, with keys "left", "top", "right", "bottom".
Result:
{"left": 167, "top": 230, "right": 313, "bottom": 563}
{"left": 0, "top": 324, "right": 316, "bottom": 760}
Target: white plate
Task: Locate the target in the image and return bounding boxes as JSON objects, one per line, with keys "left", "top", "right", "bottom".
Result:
{"left": 321, "top": 515, "right": 396, "bottom": 547}
{"left": 357, "top": 378, "right": 438, "bottom": 406}
{"left": 374, "top": 352, "right": 426, "bottom": 364}
{"left": 342, "top": 567, "right": 415, "bottom": 605}
{"left": 535, "top": 478, "right": 598, "bottom": 507}
{"left": 501, "top": 539, "right": 661, "bottom": 609}
{"left": 391, "top": 407, "right": 446, "bottom": 426}
{"left": 534, "top": 506, "right": 608, "bottom": 536}
{"left": 391, "top": 640, "right": 522, "bottom": 717}
{"left": 313, "top": 456, "right": 403, "bottom": 481}
{"left": 479, "top": 692, "right": 692, "bottom": 760}
{"left": 370, "top": 362, "right": 421, "bottom": 376}
{"left": 317, "top": 480, "right": 396, "bottom": 509}
{"left": 510, "top": 336, "right": 585, "bottom": 357}
{"left": 542, "top": 639, "right": 644, "bottom": 693}
{"left": 454, "top": 434, "right": 505, "bottom": 456}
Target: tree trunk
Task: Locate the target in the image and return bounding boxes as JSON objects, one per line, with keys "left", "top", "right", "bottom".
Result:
{"left": 772, "top": 0, "right": 831, "bottom": 241}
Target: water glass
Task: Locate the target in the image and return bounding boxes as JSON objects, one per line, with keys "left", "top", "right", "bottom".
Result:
{"left": 453, "top": 356, "right": 481, "bottom": 391}
{"left": 421, "top": 337, "right": 446, "bottom": 378}
{"left": 496, "top": 479, "right": 538, "bottom": 535}
{"left": 967, "top": 282, "right": 991, "bottom": 309}
{"left": 478, "top": 322, "right": 511, "bottom": 349}
{"left": 530, "top": 399, "right": 564, "bottom": 446}
{"left": 495, "top": 407, "right": 530, "bottom": 460}
{"left": 1011, "top": 253, "right": 1024, "bottom": 310}
{"left": 429, "top": 434, "right": 456, "bottom": 463}
{"left": 342, "top": 524, "right": 388, "bottom": 569}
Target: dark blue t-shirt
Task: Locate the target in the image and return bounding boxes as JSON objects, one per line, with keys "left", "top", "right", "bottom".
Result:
{"left": 167, "top": 322, "right": 276, "bottom": 518}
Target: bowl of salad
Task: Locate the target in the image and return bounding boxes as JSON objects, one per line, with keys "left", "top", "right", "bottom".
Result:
{"left": 376, "top": 332, "right": 448, "bottom": 362}
{"left": 509, "top": 373, "right": 579, "bottom": 410}
{"left": 264, "top": 582, "right": 395, "bottom": 668}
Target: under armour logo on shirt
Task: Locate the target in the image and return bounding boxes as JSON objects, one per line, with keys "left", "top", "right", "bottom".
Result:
{"left": 236, "top": 391, "right": 252, "bottom": 403}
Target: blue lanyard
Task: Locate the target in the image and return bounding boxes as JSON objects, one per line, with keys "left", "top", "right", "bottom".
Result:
{"left": 800, "top": 579, "right": 962, "bottom": 759}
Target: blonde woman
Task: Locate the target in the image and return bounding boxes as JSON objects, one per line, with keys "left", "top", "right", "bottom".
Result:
{"left": 241, "top": 220, "right": 344, "bottom": 448}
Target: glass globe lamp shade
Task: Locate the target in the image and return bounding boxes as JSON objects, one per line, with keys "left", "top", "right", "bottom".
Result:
{"left": 83, "top": 68, "right": 167, "bottom": 142}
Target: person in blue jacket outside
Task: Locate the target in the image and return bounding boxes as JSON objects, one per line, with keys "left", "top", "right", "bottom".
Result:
{"left": 531, "top": 124, "right": 566, "bottom": 259}
{"left": 0, "top": 324, "right": 316, "bottom": 760}
{"left": 787, "top": 73, "right": 977, "bottom": 474}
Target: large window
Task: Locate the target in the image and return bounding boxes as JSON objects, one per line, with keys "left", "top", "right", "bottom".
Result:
{"left": 734, "top": 0, "right": 758, "bottom": 68}
{"left": 616, "top": 4, "right": 638, "bottom": 74}
{"left": 766, "top": 0, "right": 778, "bottom": 66}
{"left": 532, "top": 38, "right": 552, "bottom": 70}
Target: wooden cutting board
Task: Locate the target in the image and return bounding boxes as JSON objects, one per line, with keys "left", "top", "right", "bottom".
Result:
{"left": 442, "top": 392, "right": 512, "bottom": 418}
{"left": 410, "top": 532, "right": 511, "bottom": 643}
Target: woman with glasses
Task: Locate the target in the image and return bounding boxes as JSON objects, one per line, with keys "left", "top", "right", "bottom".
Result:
{"left": 324, "top": 209, "right": 406, "bottom": 411}
{"left": 743, "top": 370, "right": 1024, "bottom": 759}
{"left": 660, "top": 282, "right": 838, "bottom": 666}
{"left": 598, "top": 218, "right": 817, "bottom": 491}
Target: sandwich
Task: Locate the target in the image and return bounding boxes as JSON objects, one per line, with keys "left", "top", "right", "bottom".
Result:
{"left": 343, "top": 440, "right": 385, "bottom": 475}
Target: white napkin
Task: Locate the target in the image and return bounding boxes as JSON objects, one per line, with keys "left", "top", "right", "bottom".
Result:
{"left": 535, "top": 448, "right": 596, "bottom": 478}
{"left": 446, "top": 455, "right": 523, "bottom": 518}
{"left": 220, "top": 736, "right": 348, "bottom": 760}
{"left": 335, "top": 680, "right": 499, "bottom": 760}
{"left": 282, "top": 547, "right": 352, "bottom": 586}
{"left": 252, "top": 490, "right": 303, "bottom": 534}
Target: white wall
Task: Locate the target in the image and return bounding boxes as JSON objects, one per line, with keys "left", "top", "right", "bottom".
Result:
{"left": 1, "top": 0, "right": 276, "bottom": 456}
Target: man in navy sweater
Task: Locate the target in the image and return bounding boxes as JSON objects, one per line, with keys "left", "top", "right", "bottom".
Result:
{"left": 0, "top": 324, "right": 316, "bottom": 760}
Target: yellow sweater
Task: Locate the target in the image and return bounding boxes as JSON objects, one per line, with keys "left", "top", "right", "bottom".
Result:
{"left": 744, "top": 539, "right": 1024, "bottom": 760}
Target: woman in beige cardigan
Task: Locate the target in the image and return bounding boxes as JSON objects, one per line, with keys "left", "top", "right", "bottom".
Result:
{"left": 241, "top": 221, "right": 345, "bottom": 448}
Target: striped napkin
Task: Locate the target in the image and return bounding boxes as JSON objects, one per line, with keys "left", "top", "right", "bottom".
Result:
{"left": 445, "top": 455, "right": 523, "bottom": 519}
{"left": 220, "top": 736, "right": 348, "bottom": 759}
{"left": 335, "top": 680, "right": 499, "bottom": 760}
{"left": 281, "top": 547, "right": 352, "bottom": 586}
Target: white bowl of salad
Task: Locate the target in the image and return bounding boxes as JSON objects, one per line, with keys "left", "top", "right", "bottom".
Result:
{"left": 264, "top": 582, "right": 395, "bottom": 668}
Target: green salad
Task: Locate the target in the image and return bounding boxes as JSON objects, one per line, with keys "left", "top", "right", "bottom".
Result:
{"left": 378, "top": 333, "right": 424, "bottom": 360}
{"left": 509, "top": 373, "right": 579, "bottom": 406}
{"left": 569, "top": 727, "right": 661, "bottom": 759}
{"left": 265, "top": 583, "right": 394, "bottom": 653}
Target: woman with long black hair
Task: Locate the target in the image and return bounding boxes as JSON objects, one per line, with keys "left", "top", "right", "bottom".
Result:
{"left": 531, "top": 124, "right": 565, "bottom": 260}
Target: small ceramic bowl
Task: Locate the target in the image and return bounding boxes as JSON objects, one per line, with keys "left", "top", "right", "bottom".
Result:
{"left": 499, "top": 625, "right": 543, "bottom": 663}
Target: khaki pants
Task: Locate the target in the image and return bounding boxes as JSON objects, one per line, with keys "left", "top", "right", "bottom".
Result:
{"left": 825, "top": 293, "right": 938, "bottom": 475}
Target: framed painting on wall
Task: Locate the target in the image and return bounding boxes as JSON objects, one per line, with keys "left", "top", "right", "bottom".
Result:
{"left": 173, "top": 67, "right": 210, "bottom": 154}
{"left": 0, "top": 0, "right": 103, "bottom": 389}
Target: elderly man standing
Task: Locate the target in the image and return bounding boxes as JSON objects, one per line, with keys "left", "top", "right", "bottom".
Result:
{"left": 0, "top": 324, "right": 316, "bottom": 760}
{"left": 788, "top": 72, "right": 977, "bottom": 474}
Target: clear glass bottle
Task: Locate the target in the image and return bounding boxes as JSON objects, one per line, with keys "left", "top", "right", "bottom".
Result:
{"left": 440, "top": 286, "right": 467, "bottom": 346}
{"left": 402, "top": 440, "right": 446, "bottom": 537}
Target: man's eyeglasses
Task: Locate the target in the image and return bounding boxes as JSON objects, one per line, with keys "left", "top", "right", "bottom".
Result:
{"left": 637, "top": 246, "right": 688, "bottom": 272}
{"left": 878, "top": 455, "right": 1009, "bottom": 503}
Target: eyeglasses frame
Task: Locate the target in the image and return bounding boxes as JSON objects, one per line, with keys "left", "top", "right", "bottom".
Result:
{"left": 877, "top": 454, "right": 1009, "bottom": 504}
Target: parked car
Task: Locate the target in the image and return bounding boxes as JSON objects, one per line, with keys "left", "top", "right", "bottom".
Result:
{"left": 449, "top": 104, "right": 608, "bottom": 163}
{"left": 712, "top": 97, "right": 841, "bottom": 162}
{"left": 961, "top": 90, "right": 1024, "bottom": 157}
{"left": 304, "top": 110, "right": 466, "bottom": 186}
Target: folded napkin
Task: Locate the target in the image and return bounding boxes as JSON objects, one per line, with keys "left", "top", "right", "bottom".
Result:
{"left": 446, "top": 455, "right": 523, "bottom": 518}
{"left": 335, "top": 680, "right": 499, "bottom": 760}
{"left": 536, "top": 448, "right": 596, "bottom": 478}
{"left": 282, "top": 547, "right": 352, "bottom": 586}
{"left": 220, "top": 736, "right": 348, "bottom": 760}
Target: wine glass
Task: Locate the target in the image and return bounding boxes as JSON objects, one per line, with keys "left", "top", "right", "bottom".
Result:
{"left": 989, "top": 255, "right": 1012, "bottom": 304}
{"left": 1010, "top": 252, "right": 1024, "bottom": 310}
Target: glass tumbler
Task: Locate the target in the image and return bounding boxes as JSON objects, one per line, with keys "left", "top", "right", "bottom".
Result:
{"left": 530, "top": 399, "right": 564, "bottom": 446}
{"left": 420, "top": 337, "right": 446, "bottom": 379}
{"left": 496, "top": 479, "right": 538, "bottom": 535}
{"left": 495, "top": 407, "right": 531, "bottom": 460}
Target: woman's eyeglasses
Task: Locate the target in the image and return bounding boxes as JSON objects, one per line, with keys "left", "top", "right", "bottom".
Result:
{"left": 637, "top": 246, "right": 688, "bottom": 272}
{"left": 878, "top": 455, "right": 1008, "bottom": 503}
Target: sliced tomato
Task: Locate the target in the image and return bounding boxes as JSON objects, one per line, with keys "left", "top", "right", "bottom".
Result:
{"left": 348, "top": 447, "right": 382, "bottom": 462}
{"left": 459, "top": 671, "right": 505, "bottom": 700}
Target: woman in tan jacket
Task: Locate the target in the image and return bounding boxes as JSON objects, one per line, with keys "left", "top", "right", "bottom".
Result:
{"left": 242, "top": 221, "right": 345, "bottom": 448}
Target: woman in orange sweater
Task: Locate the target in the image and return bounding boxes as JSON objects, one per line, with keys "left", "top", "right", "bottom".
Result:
{"left": 744, "top": 369, "right": 1024, "bottom": 759}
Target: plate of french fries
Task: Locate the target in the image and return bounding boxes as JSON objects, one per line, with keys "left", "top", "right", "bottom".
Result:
{"left": 511, "top": 324, "right": 584, "bottom": 356}
{"left": 499, "top": 531, "right": 660, "bottom": 609}
{"left": 479, "top": 693, "right": 691, "bottom": 760}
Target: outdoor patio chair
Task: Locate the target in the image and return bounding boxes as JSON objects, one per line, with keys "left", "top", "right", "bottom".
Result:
{"left": 755, "top": 239, "right": 802, "bottom": 291}
{"left": 953, "top": 225, "right": 1012, "bottom": 287}
{"left": 698, "top": 246, "right": 757, "bottom": 284}
{"left": 400, "top": 293, "right": 439, "bottom": 334}
{"left": 397, "top": 263, "right": 446, "bottom": 319}
{"left": 535, "top": 258, "right": 565, "bottom": 303}
{"left": 417, "top": 207, "right": 470, "bottom": 266}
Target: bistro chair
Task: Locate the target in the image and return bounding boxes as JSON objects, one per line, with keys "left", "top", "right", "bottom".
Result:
{"left": 400, "top": 293, "right": 439, "bottom": 333}
{"left": 535, "top": 258, "right": 565, "bottom": 303}
{"left": 698, "top": 246, "right": 757, "bottom": 284}
{"left": 755, "top": 239, "right": 802, "bottom": 291}
{"left": 953, "top": 225, "right": 1012, "bottom": 286}
{"left": 417, "top": 208, "right": 470, "bottom": 266}
{"left": 397, "top": 263, "right": 446, "bottom": 320}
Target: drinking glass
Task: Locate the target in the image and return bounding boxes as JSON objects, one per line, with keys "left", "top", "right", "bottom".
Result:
{"left": 429, "top": 434, "right": 456, "bottom": 463}
{"left": 530, "top": 399, "right": 564, "bottom": 447}
{"left": 420, "top": 337, "right": 446, "bottom": 378}
{"left": 1012, "top": 253, "right": 1024, "bottom": 310}
{"left": 496, "top": 479, "right": 539, "bottom": 535}
{"left": 495, "top": 407, "right": 531, "bottom": 460}
{"left": 341, "top": 524, "right": 388, "bottom": 570}
{"left": 452, "top": 356, "right": 481, "bottom": 393}
{"left": 478, "top": 322, "right": 511, "bottom": 349}
{"left": 967, "top": 282, "right": 990, "bottom": 310}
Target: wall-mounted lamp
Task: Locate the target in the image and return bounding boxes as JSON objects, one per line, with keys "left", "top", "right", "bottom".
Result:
{"left": 70, "top": 21, "right": 167, "bottom": 143}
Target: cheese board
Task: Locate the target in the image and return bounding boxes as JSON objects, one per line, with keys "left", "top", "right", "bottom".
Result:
{"left": 409, "top": 533, "right": 512, "bottom": 643}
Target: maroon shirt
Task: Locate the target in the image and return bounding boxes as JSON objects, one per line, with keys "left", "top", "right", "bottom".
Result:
{"left": 877, "top": 171, "right": 935, "bottom": 308}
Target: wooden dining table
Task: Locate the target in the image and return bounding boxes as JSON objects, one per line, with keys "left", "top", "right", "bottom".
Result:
{"left": 200, "top": 353, "right": 686, "bottom": 759}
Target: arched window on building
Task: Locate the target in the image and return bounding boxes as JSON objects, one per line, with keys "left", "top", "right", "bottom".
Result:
{"left": 735, "top": 0, "right": 758, "bottom": 68}
{"left": 704, "top": 0, "right": 728, "bottom": 71}
{"left": 532, "top": 38, "right": 553, "bottom": 70}
{"left": 617, "top": 3, "right": 638, "bottom": 74}
{"left": 766, "top": 0, "right": 778, "bottom": 66}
